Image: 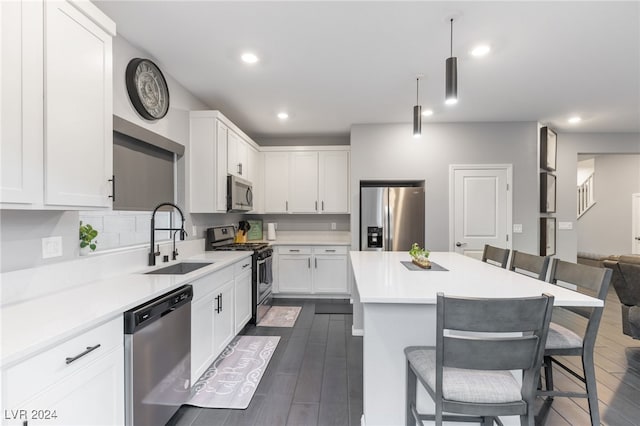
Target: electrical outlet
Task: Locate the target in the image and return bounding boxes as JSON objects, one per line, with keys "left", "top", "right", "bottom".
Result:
{"left": 42, "top": 236, "right": 63, "bottom": 259}
{"left": 331, "top": 222, "right": 337, "bottom": 230}
{"left": 192, "top": 225, "right": 197, "bottom": 237}
{"left": 558, "top": 221, "right": 573, "bottom": 230}
{"left": 512, "top": 224, "right": 523, "bottom": 233}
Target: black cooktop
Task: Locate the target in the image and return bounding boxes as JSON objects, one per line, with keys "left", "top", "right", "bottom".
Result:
{"left": 213, "top": 242, "right": 270, "bottom": 251}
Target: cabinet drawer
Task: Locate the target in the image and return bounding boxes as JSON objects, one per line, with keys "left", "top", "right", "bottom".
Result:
{"left": 312, "top": 246, "right": 347, "bottom": 255}
{"left": 4, "top": 316, "right": 123, "bottom": 408}
{"left": 277, "top": 246, "right": 311, "bottom": 255}
{"left": 234, "top": 257, "right": 253, "bottom": 275}
{"left": 191, "top": 265, "right": 234, "bottom": 300}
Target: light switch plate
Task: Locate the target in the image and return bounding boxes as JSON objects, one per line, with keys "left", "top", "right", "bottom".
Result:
{"left": 331, "top": 222, "right": 337, "bottom": 230}
{"left": 558, "top": 221, "right": 573, "bottom": 230}
{"left": 42, "top": 236, "right": 63, "bottom": 259}
{"left": 512, "top": 224, "right": 523, "bottom": 233}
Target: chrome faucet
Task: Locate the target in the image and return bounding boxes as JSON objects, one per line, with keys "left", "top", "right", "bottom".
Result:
{"left": 149, "top": 202, "right": 187, "bottom": 266}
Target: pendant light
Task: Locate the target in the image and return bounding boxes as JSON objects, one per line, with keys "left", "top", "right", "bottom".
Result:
{"left": 413, "top": 77, "right": 422, "bottom": 137}
{"left": 445, "top": 18, "right": 458, "bottom": 105}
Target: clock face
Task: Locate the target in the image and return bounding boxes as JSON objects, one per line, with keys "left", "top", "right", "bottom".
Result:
{"left": 126, "top": 58, "right": 170, "bottom": 120}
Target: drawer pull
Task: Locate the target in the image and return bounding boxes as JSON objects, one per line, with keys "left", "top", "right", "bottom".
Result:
{"left": 242, "top": 263, "right": 250, "bottom": 268}
{"left": 289, "top": 249, "right": 300, "bottom": 252}
{"left": 65, "top": 344, "right": 101, "bottom": 365}
{"left": 325, "top": 249, "right": 336, "bottom": 252}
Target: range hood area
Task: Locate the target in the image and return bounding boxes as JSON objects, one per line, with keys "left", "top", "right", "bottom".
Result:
{"left": 112, "top": 116, "right": 185, "bottom": 211}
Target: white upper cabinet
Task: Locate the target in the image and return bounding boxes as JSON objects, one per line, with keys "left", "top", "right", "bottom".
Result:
{"left": 1, "top": 0, "right": 115, "bottom": 209}
{"left": 189, "top": 111, "right": 260, "bottom": 213}
{"left": 247, "top": 144, "right": 263, "bottom": 213}
{"left": 0, "top": 1, "right": 43, "bottom": 205}
{"left": 263, "top": 151, "right": 290, "bottom": 213}
{"left": 189, "top": 113, "right": 227, "bottom": 213}
{"left": 318, "top": 151, "right": 349, "bottom": 213}
{"left": 263, "top": 147, "right": 350, "bottom": 214}
{"left": 44, "top": 0, "right": 114, "bottom": 208}
{"left": 289, "top": 152, "right": 319, "bottom": 213}
{"left": 227, "top": 130, "right": 250, "bottom": 179}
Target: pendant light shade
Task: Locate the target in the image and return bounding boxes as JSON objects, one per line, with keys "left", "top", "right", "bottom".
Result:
{"left": 413, "top": 77, "right": 422, "bottom": 137}
{"left": 413, "top": 105, "right": 422, "bottom": 137}
{"left": 445, "top": 18, "right": 458, "bottom": 105}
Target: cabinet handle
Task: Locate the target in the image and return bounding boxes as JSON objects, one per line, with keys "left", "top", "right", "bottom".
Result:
{"left": 65, "top": 344, "right": 101, "bottom": 365}
{"left": 243, "top": 263, "right": 250, "bottom": 269}
{"left": 325, "top": 249, "right": 336, "bottom": 253}
{"left": 308, "top": 258, "right": 311, "bottom": 268}
{"left": 215, "top": 294, "right": 221, "bottom": 313}
{"left": 322, "top": 201, "right": 324, "bottom": 211}
{"left": 315, "top": 258, "right": 317, "bottom": 268}
{"left": 289, "top": 249, "right": 300, "bottom": 252}
{"left": 238, "top": 163, "right": 243, "bottom": 175}
{"left": 108, "top": 175, "right": 115, "bottom": 201}
{"left": 286, "top": 201, "right": 288, "bottom": 212}
{"left": 315, "top": 201, "right": 318, "bottom": 211}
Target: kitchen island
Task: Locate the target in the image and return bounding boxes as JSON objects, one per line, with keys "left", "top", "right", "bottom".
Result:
{"left": 350, "top": 251, "right": 603, "bottom": 426}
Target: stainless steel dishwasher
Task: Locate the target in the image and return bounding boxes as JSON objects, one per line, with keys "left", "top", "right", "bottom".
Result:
{"left": 124, "top": 285, "right": 193, "bottom": 426}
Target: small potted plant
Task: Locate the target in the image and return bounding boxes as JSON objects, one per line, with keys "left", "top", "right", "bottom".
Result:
{"left": 409, "top": 243, "right": 431, "bottom": 269}
{"left": 79, "top": 221, "right": 99, "bottom": 255}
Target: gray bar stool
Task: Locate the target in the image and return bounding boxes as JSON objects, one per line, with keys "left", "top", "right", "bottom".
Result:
{"left": 538, "top": 259, "right": 612, "bottom": 426}
{"left": 482, "top": 244, "right": 510, "bottom": 268}
{"left": 405, "top": 292, "right": 554, "bottom": 426}
{"left": 509, "top": 250, "right": 551, "bottom": 281}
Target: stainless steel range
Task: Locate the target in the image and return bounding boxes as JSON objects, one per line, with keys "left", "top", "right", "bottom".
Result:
{"left": 205, "top": 226, "right": 273, "bottom": 324}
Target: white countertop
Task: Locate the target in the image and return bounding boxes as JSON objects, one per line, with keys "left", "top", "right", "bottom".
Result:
{"left": 350, "top": 251, "right": 603, "bottom": 307}
{"left": 1, "top": 251, "right": 251, "bottom": 368}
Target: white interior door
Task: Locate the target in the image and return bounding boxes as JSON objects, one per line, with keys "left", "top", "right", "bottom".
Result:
{"left": 451, "top": 165, "right": 512, "bottom": 259}
{"left": 633, "top": 193, "right": 640, "bottom": 254}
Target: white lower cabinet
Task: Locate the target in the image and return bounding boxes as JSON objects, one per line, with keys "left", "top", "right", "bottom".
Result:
{"left": 1, "top": 317, "right": 124, "bottom": 426}
{"left": 234, "top": 261, "right": 252, "bottom": 334}
{"left": 190, "top": 289, "right": 217, "bottom": 384}
{"left": 190, "top": 258, "right": 251, "bottom": 384}
{"left": 213, "top": 279, "right": 235, "bottom": 356}
{"left": 276, "top": 246, "right": 349, "bottom": 295}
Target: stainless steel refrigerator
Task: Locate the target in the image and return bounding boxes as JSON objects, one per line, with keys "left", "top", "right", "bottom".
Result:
{"left": 360, "top": 182, "right": 425, "bottom": 251}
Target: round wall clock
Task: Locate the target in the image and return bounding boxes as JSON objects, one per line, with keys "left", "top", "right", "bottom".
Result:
{"left": 125, "top": 58, "right": 170, "bottom": 121}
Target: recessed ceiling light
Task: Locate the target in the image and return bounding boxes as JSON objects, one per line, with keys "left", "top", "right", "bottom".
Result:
{"left": 568, "top": 116, "right": 582, "bottom": 124}
{"left": 241, "top": 52, "right": 259, "bottom": 64}
{"left": 277, "top": 112, "right": 289, "bottom": 120}
{"left": 445, "top": 98, "right": 458, "bottom": 106}
{"left": 422, "top": 109, "right": 434, "bottom": 117}
{"left": 471, "top": 45, "right": 491, "bottom": 57}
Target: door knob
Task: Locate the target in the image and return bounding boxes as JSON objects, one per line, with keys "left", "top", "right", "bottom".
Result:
{"left": 636, "top": 237, "right": 640, "bottom": 241}
{"left": 455, "top": 242, "right": 466, "bottom": 247}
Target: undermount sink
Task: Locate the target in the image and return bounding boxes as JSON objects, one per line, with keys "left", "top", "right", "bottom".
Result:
{"left": 145, "top": 262, "right": 213, "bottom": 275}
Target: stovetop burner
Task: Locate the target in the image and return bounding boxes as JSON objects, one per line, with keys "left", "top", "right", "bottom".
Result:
{"left": 213, "top": 242, "right": 269, "bottom": 251}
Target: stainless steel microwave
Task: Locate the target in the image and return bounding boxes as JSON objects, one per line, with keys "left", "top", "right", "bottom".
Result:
{"left": 227, "top": 175, "right": 253, "bottom": 212}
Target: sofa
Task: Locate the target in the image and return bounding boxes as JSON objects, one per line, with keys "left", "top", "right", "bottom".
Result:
{"left": 603, "top": 255, "right": 640, "bottom": 339}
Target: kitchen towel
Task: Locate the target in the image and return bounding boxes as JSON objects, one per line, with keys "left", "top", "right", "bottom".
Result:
{"left": 267, "top": 223, "right": 276, "bottom": 240}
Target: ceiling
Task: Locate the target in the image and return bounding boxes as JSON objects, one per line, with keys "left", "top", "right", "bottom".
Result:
{"left": 94, "top": 1, "right": 640, "bottom": 138}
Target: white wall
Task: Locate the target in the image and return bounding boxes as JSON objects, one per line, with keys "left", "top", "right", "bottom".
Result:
{"left": 577, "top": 154, "right": 640, "bottom": 255}
{"left": 555, "top": 132, "right": 640, "bottom": 261}
{"left": 0, "top": 35, "right": 209, "bottom": 273}
{"left": 349, "top": 122, "right": 539, "bottom": 253}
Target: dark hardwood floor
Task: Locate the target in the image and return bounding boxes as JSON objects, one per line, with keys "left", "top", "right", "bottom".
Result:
{"left": 170, "top": 291, "right": 640, "bottom": 426}
{"left": 169, "top": 298, "right": 362, "bottom": 426}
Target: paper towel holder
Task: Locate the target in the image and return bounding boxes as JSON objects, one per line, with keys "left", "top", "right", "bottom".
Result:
{"left": 267, "top": 223, "right": 277, "bottom": 241}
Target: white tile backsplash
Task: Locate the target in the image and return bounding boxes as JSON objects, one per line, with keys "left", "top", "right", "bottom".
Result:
{"left": 80, "top": 211, "right": 171, "bottom": 251}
